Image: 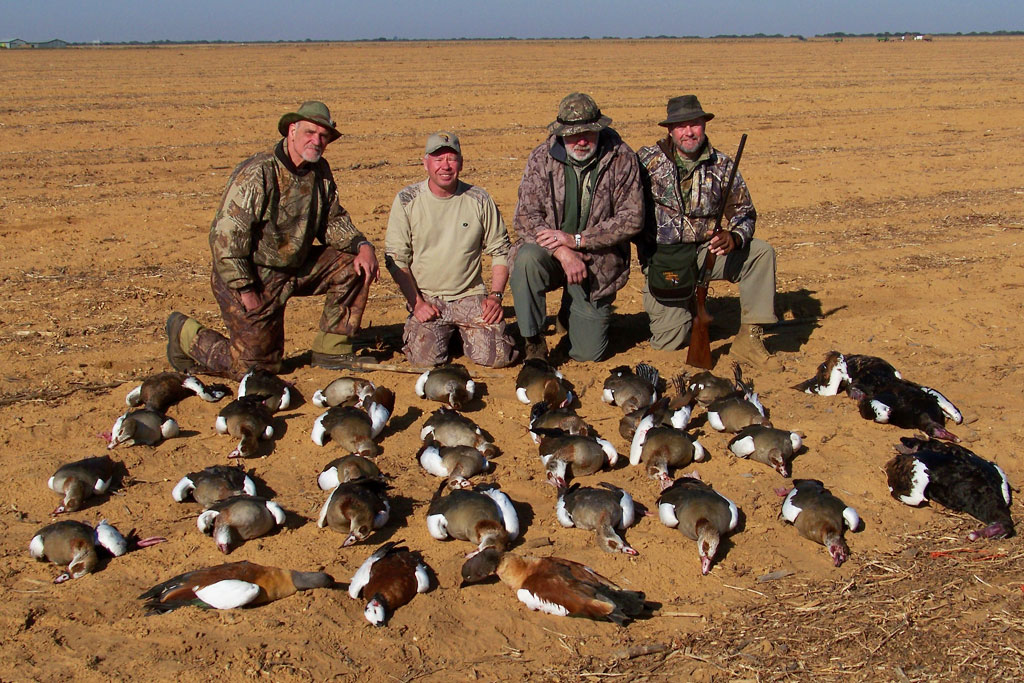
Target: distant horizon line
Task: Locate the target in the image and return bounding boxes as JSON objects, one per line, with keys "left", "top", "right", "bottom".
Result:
{"left": 4, "top": 30, "right": 1023, "bottom": 46}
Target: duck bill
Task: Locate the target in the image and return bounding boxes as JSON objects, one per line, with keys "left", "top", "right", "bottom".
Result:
{"left": 828, "top": 542, "right": 849, "bottom": 567}
{"left": 701, "top": 557, "right": 713, "bottom": 575}
{"left": 136, "top": 536, "right": 167, "bottom": 548}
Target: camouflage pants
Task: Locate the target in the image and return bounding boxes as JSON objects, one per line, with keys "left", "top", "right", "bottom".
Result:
{"left": 402, "top": 294, "right": 518, "bottom": 368}
{"left": 190, "top": 245, "right": 369, "bottom": 379}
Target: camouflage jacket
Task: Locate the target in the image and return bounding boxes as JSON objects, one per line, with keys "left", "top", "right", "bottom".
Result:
{"left": 510, "top": 129, "right": 643, "bottom": 301}
{"left": 636, "top": 137, "right": 756, "bottom": 262}
{"left": 210, "top": 141, "right": 366, "bottom": 290}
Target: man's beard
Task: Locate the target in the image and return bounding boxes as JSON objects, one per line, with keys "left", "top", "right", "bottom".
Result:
{"left": 566, "top": 144, "right": 597, "bottom": 163}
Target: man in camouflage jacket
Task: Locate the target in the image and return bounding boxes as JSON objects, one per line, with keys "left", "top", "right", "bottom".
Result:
{"left": 509, "top": 93, "right": 643, "bottom": 362}
{"left": 637, "top": 95, "right": 779, "bottom": 369}
{"left": 165, "top": 101, "right": 379, "bottom": 379}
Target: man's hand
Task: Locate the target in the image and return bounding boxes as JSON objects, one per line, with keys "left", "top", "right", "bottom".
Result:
{"left": 480, "top": 294, "right": 504, "bottom": 324}
{"left": 709, "top": 231, "right": 738, "bottom": 256}
{"left": 239, "top": 289, "right": 263, "bottom": 312}
{"left": 353, "top": 243, "right": 379, "bottom": 285}
{"left": 412, "top": 297, "right": 440, "bottom": 323}
{"left": 554, "top": 246, "right": 588, "bottom": 285}
{"left": 536, "top": 229, "right": 575, "bottom": 251}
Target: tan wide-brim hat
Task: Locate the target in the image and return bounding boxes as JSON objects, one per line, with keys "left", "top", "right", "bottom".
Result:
{"left": 278, "top": 101, "right": 342, "bottom": 142}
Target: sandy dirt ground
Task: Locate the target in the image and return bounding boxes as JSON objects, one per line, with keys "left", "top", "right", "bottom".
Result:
{"left": 1, "top": 37, "right": 1023, "bottom": 681}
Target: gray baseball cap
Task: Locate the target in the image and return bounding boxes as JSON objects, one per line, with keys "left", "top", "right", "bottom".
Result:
{"left": 425, "top": 131, "right": 462, "bottom": 155}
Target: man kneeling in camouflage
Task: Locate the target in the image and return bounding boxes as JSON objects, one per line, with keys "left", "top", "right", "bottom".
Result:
{"left": 384, "top": 132, "right": 518, "bottom": 368}
{"left": 166, "top": 101, "right": 379, "bottom": 379}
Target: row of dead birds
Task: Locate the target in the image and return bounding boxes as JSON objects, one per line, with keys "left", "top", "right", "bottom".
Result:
{"left": 30, "top": 350, "right": 1015, "bottom": 626}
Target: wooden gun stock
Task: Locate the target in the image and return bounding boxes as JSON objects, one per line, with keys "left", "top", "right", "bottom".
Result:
{"left": 685, "top": 133, "right": 747, "bottom": 370}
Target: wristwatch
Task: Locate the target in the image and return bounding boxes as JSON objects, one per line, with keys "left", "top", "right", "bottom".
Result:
{"left": 574, "top": 233, "right": 582, "bottom": 249}
{"left": 488, "top": 291, "right": 504, "bottom": 301}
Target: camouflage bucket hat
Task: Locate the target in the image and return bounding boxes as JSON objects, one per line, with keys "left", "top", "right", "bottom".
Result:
{"left": 659, "top": 94, "right": 714, "bottom": 127}
{"left": 278, "top": 101, "right": 342, "bottom": 142}
{"left": 547, "top": 92, "right": 612, "bottom": 136}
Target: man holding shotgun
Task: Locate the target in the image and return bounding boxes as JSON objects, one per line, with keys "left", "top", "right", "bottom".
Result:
{"left": 636, "top": 95, "right": 779, "bottom": 370}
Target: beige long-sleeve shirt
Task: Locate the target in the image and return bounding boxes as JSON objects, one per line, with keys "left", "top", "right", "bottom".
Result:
{"left": 385, "top": 180, "right": 510, "bottom": 300}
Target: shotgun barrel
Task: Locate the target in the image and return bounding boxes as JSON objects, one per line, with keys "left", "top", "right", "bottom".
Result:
{"left": 685, "top": 133, "right": 748, "bottom": 369}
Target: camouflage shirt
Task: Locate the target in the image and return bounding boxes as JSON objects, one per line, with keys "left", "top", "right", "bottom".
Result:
{"left": 636, "top": 137, "right": 756, "bottom": 260}
{"left": 510, "top": 129, "right": 644, "bottom": 301}
{"left": 210, "top": 141, "right": 366, "bottom": 290}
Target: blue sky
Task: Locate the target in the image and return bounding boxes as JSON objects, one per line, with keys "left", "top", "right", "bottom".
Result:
{"left": 3, "top": 0, "right": 1021, "bottom": 42}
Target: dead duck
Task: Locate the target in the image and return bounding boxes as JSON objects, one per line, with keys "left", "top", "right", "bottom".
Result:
{"left": 460, "top": 549, "right": 645, "bottom": 625}
{"left": 706, "top": 393, "right": 769, "bottom": 432}
{"left": 312, "top": 376, "right": 376, "bottom": 409}
{"left": 779, "top": 479, "right": 859, "bottom": 567}
{"left": 173, "top": 465, "right": 257, "bottom": 508}
{"left": 317, "top": 455, "right": 383, "bottom": 491}
{"left": 139, "top": 561, "right": 333, "bottom": 613}
{"left": 418, "top": 443, "right": 491, "bottom": 489}
{"left": 48, "top": 455, "right": 115, "bottom": 514}
{"left": 728, "top": 425, "right": 803, "bottom": 477}
{"left": 125, "top": 371, "right": 229, "bottom": 413}
{"left": 556, "top": 483, "right": 638, "bottom": 555}
{"left": 529, "top": 401, "right": 591, "bottom": 444}
{"left": 426, "top": 482, "right": 519, "bottom": 557}
{"left": 857, "top": 381, "right": 962, "bottom": 442}
{"left": 658, "top": 474, "right": 739, "bottom": 575}
{"left": 684, "top": 370, "right": 737, "bottom": 406}
{"left": 886, "top": 436, "right": 1013, "bottom": 540}
{"left": 535, "top": 428, "right": 618, "bottom": 489}
{"left": 795, "top": 351, "right": 962, "bottom": 441}
{"left": 629, "top": 419, "right": 706, "bottom": 489}
{"left": 197, "top": 495, "right": 287, "bottom": 554}
{"left": 706, "top": 365, "right": 769, "bottom": 433}
{"left": 215, "top": 395, "right": 275, "bottom": 459}
{"left": 317, "top": 478, "right": 391, "bottom": 546}
{"left": 29, "top": 519, "right": 165, "bottom": 583}
{"left": 794, "top": 351, "right": 900, "bottom": 396}
{"left": 307, "top": 401, "right": 387, "bottom": 458}
{"left": 602, "top": 364, "right": 659, "bottom": 413}
{"left": 619, "top": 378, "right": 696, "bottom": 441}
{"left": 420, "top": 407, "right": 497, "bottom": 458}
{"left": 415, "top": 363, "right": 475, "bottom": 410}
{"left": 107, "top": 408, "right": 179, "bottom": 449}
{"left": 238, "top": 368, "right": 293, "bottom": 412}
{"left": 349, "top": 541, "right": 431, "bottom": 626}
{"left": 515, "top": 359, "right": 572, "bottom": 406}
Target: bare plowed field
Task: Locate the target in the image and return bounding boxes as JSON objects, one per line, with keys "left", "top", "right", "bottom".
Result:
{"left": 1, "top": 38, "right": 1023, "bottom": 681}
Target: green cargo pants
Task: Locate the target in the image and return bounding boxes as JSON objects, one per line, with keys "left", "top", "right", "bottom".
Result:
{"left": 510, "top": 242, "right": 614, "bottom": 362}
{"left": 644, "top": 237, "right": 777, "bottom": 351}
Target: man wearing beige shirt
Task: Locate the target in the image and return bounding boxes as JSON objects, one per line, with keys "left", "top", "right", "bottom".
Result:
{"left": 384, "top": 132, "right": 518, "bottom": 368}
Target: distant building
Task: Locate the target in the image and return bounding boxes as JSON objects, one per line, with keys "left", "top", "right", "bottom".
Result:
{"left": 1, "top": 38, "right": 68, "bottom": 49}
{"left": 30, "top": 39, "right": 68, "bottom": 49}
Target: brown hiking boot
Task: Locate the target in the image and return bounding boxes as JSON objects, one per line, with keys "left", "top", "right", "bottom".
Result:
{"left": 524, "top": 335, "right": 548, "bottom": 362}
{"left": 730, "top": 324, "right": 783, "bottom": 370}
{"left": 311, "top": 351, "right": 366, "bottom": 372}
{"left": 166, "top": 312, "right": 197, "bottom": 373}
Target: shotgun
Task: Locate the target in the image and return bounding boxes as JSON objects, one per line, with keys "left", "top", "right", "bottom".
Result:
{"left": 685, "top": 133, "right": 747, "bottom": 369}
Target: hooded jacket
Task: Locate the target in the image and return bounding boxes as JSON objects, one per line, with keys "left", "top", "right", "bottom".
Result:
{"left": 510, "top": 129, "right": 643, "bottom": 301}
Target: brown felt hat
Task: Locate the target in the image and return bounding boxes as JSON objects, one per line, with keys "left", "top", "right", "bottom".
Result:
{"left": 547, "top": 92, "right": 612, "bottom": 136}
{"left": 278, "top": 101, "right": 341, "bottom": 142}
{"left": 659, "top": 94, "right": 715, "bottom": 127}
